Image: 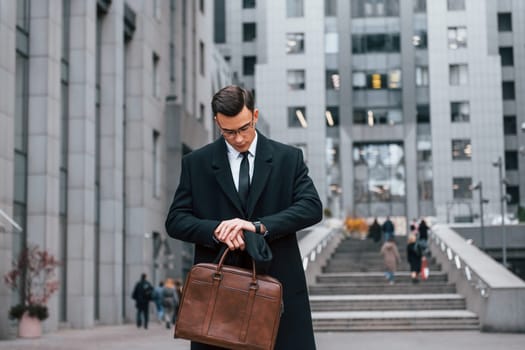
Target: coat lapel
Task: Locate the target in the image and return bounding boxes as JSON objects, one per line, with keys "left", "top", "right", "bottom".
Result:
{"left": 211, "top": 139, "right": 245, "bottom": 215}
{"left": 246, "top": 133, "right": 273, "bottom": 217}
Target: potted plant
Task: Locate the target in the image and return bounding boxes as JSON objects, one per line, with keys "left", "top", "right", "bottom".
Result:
{"left": 4, "top": 244, "right": 60, "bottom": 338}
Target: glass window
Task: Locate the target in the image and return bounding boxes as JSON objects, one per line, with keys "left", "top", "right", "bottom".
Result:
{"left": 451, "top": 101, "right": 470, "bottom": 122}
{"left": 447, "top": 0, "right": 465, "bottom": 11}
{"left": 505, "top": 151, "right": 518, "bottom": 170}
{"left": 243, "top": 22, "right": 256, "bottom": 42}
{"left": 413, "top": 0, "right": 426, "bottom": 12}
{"left": 153, "top": 131, "right": 161, "bottom": 198}
{"left": 417, "top": 105, "right": 430, "bottom": 123}
{"left": 452, "top": 139, "right": 472, "bottom": 160}
{"left": 353, "top": 108, "right": 402, "bottom": 125}
{"left": 506, "top": 186, "right": 520, "bottom": 205}
{"left": 351, "top": 0, "right": 400, "bottom": 18}
{"left": 326, "top": 70, "right": 340, "bottom": 90}
{"left": 214, "top": 0, "right": 226, "bottom": 43}
{"left": 153, "top": 53, "right": 160, "bottom": 96}
{"left": 502, "top": 81, "right": 515, "bottom": 100}
{"left": 499, "top": 47, "right": 514, "bottom": 66}
{"left": 17, "top": 0, "right": 30, "bottom": 32}
{"left": 503, "top": 116, "right": 516, "bottom": 135}
{"left": 288, "top": 107, "right": 308, "bottom": 128}
{"left": 418, "top": 179, "right": 433, "bottom": 200}
{"left": 325, "top": 32, "right": 339, "bottom": 54}
{"left": 352, "top": 33, "right": 401, "bottom": 54}
{"left": 243, "top": 56, "right": 256, "bottom": 76}
{"left": 287, "top": 0, "right": 304, "bottom": 17}
{"left": 286, "top": 33, "right": 305, "bottom": 54}
{"left": 416, "top": 66, "right": 429, "bottom": 86}
{"left": 353, "top": 70, "right": 402, "bottom": 90}
{"left": 353, "top": 143, "right": 406, "bottom": 204}
{"left": 448, "top": 27, "right": 467, "bottom": 49}
{"left": 498, "top": 13, "right": 512, "bottom": 32}
{"left": 243, "top": 0, "right": 256, "bottom": 8}
{"left": 388, "top": 69, "right": 401, "bottom": 89}
{"left": 287, "top": 69, "right": 306, "bottom": 90}
{"left": 449, "top": 64, "right": 468, "bottom": 85}
{"left": 199, "top": 41, "right": 205, "bottom": 76}
{"left": 413, "top": 31, "right": 427, "bottom": 49}
{"left": 325, "top": 106, "right": 339, "bottom": 127}
{"left": 453, "top": 177, "right": 472, "bottom": 199}
{"left": 325, "top": 0, "right": 337, "bottom": 16}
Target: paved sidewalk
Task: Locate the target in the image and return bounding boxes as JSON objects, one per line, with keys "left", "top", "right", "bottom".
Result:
{"left": 1, "top": 323, "right": 525, "bottom": 350}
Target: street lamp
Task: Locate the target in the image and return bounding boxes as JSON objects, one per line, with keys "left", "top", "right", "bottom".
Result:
{"left": 492, "top": 157, "right": 507, "bottom": 267}
{"left": 470, "top": 181, "right": 488, "bottom": 250}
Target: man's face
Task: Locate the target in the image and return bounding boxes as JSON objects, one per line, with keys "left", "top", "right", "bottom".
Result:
{"left": 215, "top": 106, "right": 259, "bottom": 153}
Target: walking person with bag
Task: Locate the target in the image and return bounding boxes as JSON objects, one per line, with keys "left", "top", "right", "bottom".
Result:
{"left": 407, "top": 233, "right": 422, "bottom": 283}
{"left": 165, "top": 85, "right": 322, "bottom": 350}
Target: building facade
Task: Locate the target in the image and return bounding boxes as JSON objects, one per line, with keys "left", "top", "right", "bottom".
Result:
{"left": 0, "top": 0, "right": 228, "bottom": 338}
{"left": 217, "top": 0, "right": 524, "bottom": 226}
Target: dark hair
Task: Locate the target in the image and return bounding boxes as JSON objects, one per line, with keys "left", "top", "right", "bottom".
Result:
{"left": 141, "top": 273, "right": 147, "bottom": 280}
{"left": 211, "top": 85, "right": 254, "bottom": 117}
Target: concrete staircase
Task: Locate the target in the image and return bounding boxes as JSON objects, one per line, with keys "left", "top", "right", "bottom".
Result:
{"left": 310, "top": 236, "right": 480, "bottom": 331}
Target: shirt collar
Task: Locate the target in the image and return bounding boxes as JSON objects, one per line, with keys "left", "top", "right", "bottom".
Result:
{"left": 225, "top": 131, "right": 258, "bottom": 158}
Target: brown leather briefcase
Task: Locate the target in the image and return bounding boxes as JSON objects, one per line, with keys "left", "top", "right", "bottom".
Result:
{"left": 174, "top": 249, "right": 283, "bottom": 350}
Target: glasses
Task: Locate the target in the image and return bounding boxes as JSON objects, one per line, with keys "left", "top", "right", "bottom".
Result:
{"left": 216, "top": 117, "right": 254, "bottom": 140}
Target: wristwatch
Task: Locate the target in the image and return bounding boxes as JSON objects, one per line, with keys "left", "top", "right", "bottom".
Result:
{"left": 252, "top": 221, "right": 262, "bottom": 234}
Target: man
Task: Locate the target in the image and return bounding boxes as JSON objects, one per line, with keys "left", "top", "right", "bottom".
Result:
{"left": 382, "top": 216, "right": 395, "bottom": 241}
{"left": 165, "top": 85, "right": 322, "bottom": 349}
{"left": 131, "top": 273, "right": 153, "bottom": 329}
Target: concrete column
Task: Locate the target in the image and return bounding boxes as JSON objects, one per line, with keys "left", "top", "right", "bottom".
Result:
{"left": 67, "top": 0, "right": 96, "bottom": 328}
{"left": 0, "top": 0, "right": 17, "bottom": 340}
{"left": 26, "top": 0, "right": 62, "bottom": 332}
{"left": 98, "top": 0, "right": 124, "bottom": 324}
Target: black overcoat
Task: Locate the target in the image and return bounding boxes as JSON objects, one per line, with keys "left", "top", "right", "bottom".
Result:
{"left": 165, "top": 132, "right": 322, "bottom": 350}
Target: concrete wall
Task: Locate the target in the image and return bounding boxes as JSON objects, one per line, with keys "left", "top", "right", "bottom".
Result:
{"left": 431, "top": 224, "right": 525, "bottom": 332}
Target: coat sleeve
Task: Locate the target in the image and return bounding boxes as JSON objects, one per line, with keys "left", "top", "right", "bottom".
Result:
{"left": 165, "top": 156, "right": 221, "bottom": 248}
{"left": 259, "top": 148, "right": 322, "bottom": 242}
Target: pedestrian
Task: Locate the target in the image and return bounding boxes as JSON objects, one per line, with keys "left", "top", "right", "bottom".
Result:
{"left": 162, "top": 278, "right": 176, "bottom": 329}
{"left": 409, "top": 218, "right": 418, "bottom": 235}
{"left": 172, "top": 279, "right": 182, "bottom": 325}
{"left": 153, "top": 281, "right": 164, "bottom": 323}
{"left": 418, "top": 218, "right": 429, "bottom": 241}
{"left": 380, "top": 235, "right": 401, "bottom": 285}
{"left": 407, "top": 233, "right": 422, "bottom": 283}
{"left": 131, "top": 273, "right": 153, "bottom": 329}
{"left": 367, "top": 217, "right": 382, "bottom": 243}
{"left": 165, "top": 85, "right": 322, "bottom": 350}
{"left": 382, "top": 216, "right": 395, "bottom": 241}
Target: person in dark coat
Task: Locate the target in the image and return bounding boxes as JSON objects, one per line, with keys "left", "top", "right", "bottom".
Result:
{"left": 418, "top": 219, "right": 429, "bottom": 241}
{"left": 165, "top": 85, "right": 322, "bottom": 350}
{"left": 382, "top": 216, "right": 395, "bottom": 241}
{"left": 407, "top": 234, "right": 422, "bottom": 283}
{"left": 131, "top": 273, "right": 153, "bottom": 329}
{"left": 367, "top": 217, "right": 382, "bottom": 242}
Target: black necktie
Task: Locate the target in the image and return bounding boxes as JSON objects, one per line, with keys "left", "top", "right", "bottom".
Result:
{"left": 238, "top": 151, "right": 250, "bottom": 212}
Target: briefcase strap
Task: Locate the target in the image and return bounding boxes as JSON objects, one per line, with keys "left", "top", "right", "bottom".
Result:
{"left": 202, "top": 272, "right": 222, "bottom": 335}
{"left": 217, "top": 249, "right": 257, "bottom": 284}
{"left": 240, "top": 283, "right": 258, "bottom": 341}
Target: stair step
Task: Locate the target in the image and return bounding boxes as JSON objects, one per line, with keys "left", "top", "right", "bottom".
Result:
{"left": 317, "top": 272, "right": 447, "bottom": 283}
{"left": 309, "top": 293, "right": 466, "bottom": 311}
{"left": 309, "top": 236, "right": 479, "bottom": 331}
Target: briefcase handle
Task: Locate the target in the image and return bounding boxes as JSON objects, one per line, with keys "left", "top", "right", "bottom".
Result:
{"left": 216, "top": 249, "right": 258, "bottom": 287}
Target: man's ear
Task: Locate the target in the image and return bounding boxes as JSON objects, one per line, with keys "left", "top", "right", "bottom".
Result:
{"left": 253, "top": 109, "right": 259, "bottom": 123}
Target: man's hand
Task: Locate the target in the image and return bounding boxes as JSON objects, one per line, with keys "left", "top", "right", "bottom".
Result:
{"left": 214, "top": 218, "right": 254, "bottom": 250}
